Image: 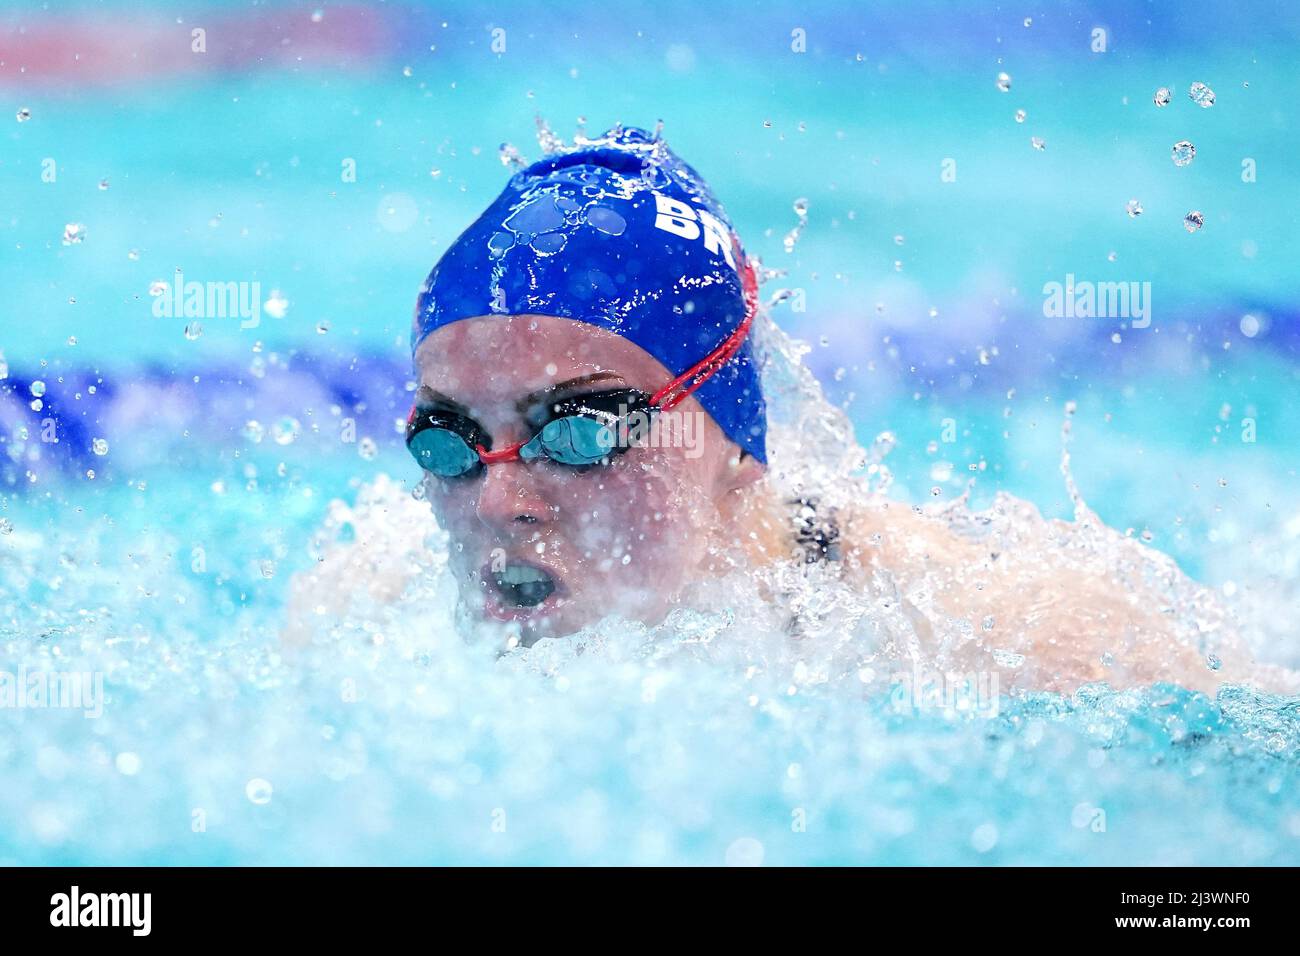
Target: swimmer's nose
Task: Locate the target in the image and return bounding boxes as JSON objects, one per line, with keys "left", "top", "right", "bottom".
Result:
{"left": 474, "top": 459, "right": 551, "bottom": 529}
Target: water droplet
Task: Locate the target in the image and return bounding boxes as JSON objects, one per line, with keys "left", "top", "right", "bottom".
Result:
{"left": 1030, "top": 136, "right": 1046, "bottom": 150}
{"left": 243, "top": 420, "right": 265, "bottom": 443}
{"left": 995, "top": 72, "right": 1012, "bottom": 92}
{"left": 1183, "top": 210, "right": 1204, "bottom": 232}
{"left": 97, "top": 178, "right": 109, "bottom": 191}
{"left": 30, "top": 380, "right": 46, "bottom": 398}
{"left": 1171, "top": 141, "right": 1196, "bottom": 166}
{"left": 1014, "top": 108, "right": 1026, "bottom": 123}
{"left": 61, "top": 222, "right": 86, "bottom": 245}
{"left": 272, "top": 417, "right": 301, "bottom": 445}
{"left": 1189, "top": 81, "right": 1215, "bottom": 108}
{"left": 149, "top": 280, "right": 167, "bottom": 297}
{"left": 245, "top": 778, "right": 273, "bottom": 805}
{"left": 724, "top": 836, "right": 764, "bottom": 866}
{"left": 16, "top": 107, "right": 31, "bottom": 122}
{"left": 1239, "top": 314, "right": 1260, "bottom": 337}
{"left": 970, "top": 823, "right": 999, "bottom": 853}
{"left": 584, "top": 205, "right": 626, "bottom": 236}
{"left": 402, "top": 65, "right": 413, "bottom": 77}
{"left": 1153, "top": 87, "right": 1172, "bottom": 107}
{"left": 184, "top": 320, "right": 203, "bottom": 340}
{"left": 358, "top": 437, "right": 378, "bottom": 460}
{"left": 1125, "top": 198, "right": 1143, "bottom": 218}
{"left": 92, "top": 438, "right": 108, "bottom": 456}
{"left": 530, "top": 232, "right": 567, "bottom": 256}
{"left": 115, "top": 752, "right": 142, "bottom": 776}
{"left": 259, "top": 560, "right": 276, "bottom": 579}
{"left": 1023, "top": 17, "right": 1032, "bottom": 27}
{"left": 315, "top": 320, "right": 330, "bottom": 335}
{"left": 311, "top": 9, "right": 324, "bottom": 23}
{"left": 499, "top": 142, "right": 526, "bottom": 169}
{"left": 264, "top": 290, "right": 289, "bottom": 319}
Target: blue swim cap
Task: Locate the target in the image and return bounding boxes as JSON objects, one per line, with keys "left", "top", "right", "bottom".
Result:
{"left": 412, "top": 126, "right": 767, "bottom": 463}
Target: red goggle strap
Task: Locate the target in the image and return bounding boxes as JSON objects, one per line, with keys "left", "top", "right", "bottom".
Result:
{"left": 441, "top": 251, "right": 759, "bottom": 466}
{"left": 649, "top": 252, "right": 759, "bottom": 412}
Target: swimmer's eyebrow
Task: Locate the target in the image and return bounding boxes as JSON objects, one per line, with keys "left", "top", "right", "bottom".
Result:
{"left": 413, "top": 386, "right": 471, "bottom": 414}
{"left": 517, "top": 372, "right": 627, "bottom": 410}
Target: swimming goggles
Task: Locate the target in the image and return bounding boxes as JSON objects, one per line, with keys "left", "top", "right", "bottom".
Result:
{"left": 406, "top": 257, "right": 759, "bottom": 478}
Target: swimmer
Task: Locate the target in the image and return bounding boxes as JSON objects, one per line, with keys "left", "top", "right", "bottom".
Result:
{"left": 289, "top": 125, "right": 1292, "bottom": 697}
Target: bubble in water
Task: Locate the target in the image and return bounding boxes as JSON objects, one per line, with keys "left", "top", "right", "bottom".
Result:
{"left": 16, "top": 107, "right": 31, "bottom": 122}
{"left": 996, "top": 72, "right": 1012, "bottom": 92}
{"left": 1153, "top": 87, "right": 1172, "bottom": 107}
{"left": 115, "top": 753, "right": 142, "bottom": 776}
{"left": 970, "top": 822, "right": 999, "bottom": 853}
{"left": 61, "top": 222, "right": 86, "bottom": 245}
{"left": 264, "top": 290, "right": 289, "bottom": 319}
{"left": 1030, "top": 137, "right": 1046, "bottom": 151}
{"left": 1014, "top": 109, "right": 1026, "bottom": 123}
{"left": 1183, "top": 210, "right": 1204, "bottom": 232}
{"left": 243, "top": 420, "right": 265, "bottom": 443}
{"left": 724, "top": 836, "right": 764, "bottom": 866}
{"left": 1189, "top": 82, "right": 1216, "bottom": 108}
{"left": 92, "top": 438, "right": 108, "bottom": 456}
{"left": 245, "top": 778, "right": 273, "bottom": 805}
{"left": 272, "top": 417, "right": 301, "bottom": 445}
{"left": 1171, "top": 141, "right": 1196, "bottom": 167}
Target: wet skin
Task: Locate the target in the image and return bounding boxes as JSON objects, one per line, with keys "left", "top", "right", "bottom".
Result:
{"left": 414, "top": 313, "right": 765, "bottom": 644}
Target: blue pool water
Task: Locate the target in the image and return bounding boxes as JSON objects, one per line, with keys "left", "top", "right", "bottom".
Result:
{"left": 1, "top": 0, "right": 1298, "bottom": 864}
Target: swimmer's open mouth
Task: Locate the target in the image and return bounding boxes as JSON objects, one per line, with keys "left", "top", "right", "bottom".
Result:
{"left": 490, "top": 563, "right": 557, "bottom": 608}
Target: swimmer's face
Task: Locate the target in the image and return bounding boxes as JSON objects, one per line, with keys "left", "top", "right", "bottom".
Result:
{"left": 413, "top": 314, "right": 763, "bottom": 645}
